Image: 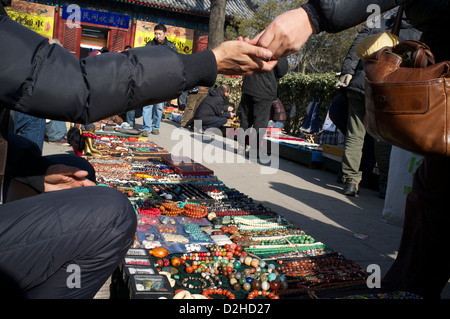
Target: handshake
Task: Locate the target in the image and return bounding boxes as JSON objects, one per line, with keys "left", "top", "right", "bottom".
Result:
{"left": 212, "top": 39, "right": 277, "bottom": 76}
{"left": 212, "top": 8, "right": 316, "bottom": 76}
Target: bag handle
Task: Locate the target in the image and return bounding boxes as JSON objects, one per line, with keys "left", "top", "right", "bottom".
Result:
{"left": 391, "top": 5, "right": 403, "bottom": 37}
{"left": 393, "top": 40, "right": 436, "bottom": 67}
{"left": 390, "top": 6, "right": 435, "bottom": 68}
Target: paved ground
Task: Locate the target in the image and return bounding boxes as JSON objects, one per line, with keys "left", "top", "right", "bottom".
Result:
{"left": 43, "top": 117, "right": 450, "bottom": 299}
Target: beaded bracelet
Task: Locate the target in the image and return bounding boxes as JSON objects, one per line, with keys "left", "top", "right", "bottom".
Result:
{"left": 181, "top": 276, "right": 208, "bottom": 290}
{"left": 247, "top": 290, "right": 280, "bottom": 299}
{"left": 202, "top": 287, "right": 236, "bottom": 299}
{"left": 201, "top": 272, "right": 223, "bottom": 288}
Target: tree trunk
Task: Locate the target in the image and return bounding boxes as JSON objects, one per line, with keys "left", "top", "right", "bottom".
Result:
{"left": 208, "top": 0, "right": 228, "bottom": 50}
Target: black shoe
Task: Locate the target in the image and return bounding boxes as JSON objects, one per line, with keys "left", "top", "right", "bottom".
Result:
{"left": 343, "top": 179, "right": 359, "bottom": 196}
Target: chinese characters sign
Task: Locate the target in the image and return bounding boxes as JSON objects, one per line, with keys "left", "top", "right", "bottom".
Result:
{"left": 6, "top": 0, "right": 54, "bottom": 39}
{"left": 62, "top": 6, "right": 130, "bottom": 29}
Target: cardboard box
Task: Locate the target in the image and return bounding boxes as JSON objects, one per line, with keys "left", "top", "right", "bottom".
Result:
{"left": 322, "top": 144, "right": 344, "bottom": 161}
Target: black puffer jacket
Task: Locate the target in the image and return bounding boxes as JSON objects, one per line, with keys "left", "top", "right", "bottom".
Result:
{"left": 0, "top": 5, "right": 217, "bottom": 196}
{"left": 0, "top": 13, "right": 216, "bottom": 124}
{"left": 145, "top": 37, "right": 177, "bottom": 52}
{"left": 193, "top": 87, "right": 231, "bottom": 123}
{"left": 241, "top": 57, "right": 288, "bottom": 100}
{"left": 302, "top": 0, "right": 450, "bottom": 62}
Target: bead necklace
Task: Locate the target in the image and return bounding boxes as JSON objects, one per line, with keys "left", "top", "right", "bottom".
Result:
{"left": 282, "top": 279, "right": 369, "bottom": 296}
{"left": 183, "top": 204, "right": 208, "bottom": 218}
{"left": 159, "top": 200, "right": 184, "bottom": 216}
{"left": 137, "top": 207, "right": 161, "bottom": 217}
{"left": 277, "top": 281, "right": 369, "bottom": 299}
{"left": 245, "top": 243, "right": 326, "bottom": 256}
{"left": 295, "top": 276, "right": 368, "bottom": 290}
{"left": 241, "top": 227, "right": 301, "bottom": 238}
{"left": 339, "top": 291, "right": 423, "bottom": 299}
{"left": 277, "top": 257, "right": 365, "bottom": 278}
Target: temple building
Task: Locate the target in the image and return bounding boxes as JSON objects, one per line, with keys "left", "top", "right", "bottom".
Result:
{"left": 6, "top": 0, "right": 254, "bottom": 58}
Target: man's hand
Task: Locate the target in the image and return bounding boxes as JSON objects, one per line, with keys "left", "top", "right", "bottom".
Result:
{"left": 44, "top": 164, "right": 96, "bottom": 192}
{"left": 250, "top": 8, "right": 316, "bottom": 59}
{"left": 228, "top": 106, "right": 234, "bottom": 112}
{"left": 212, "top": 40, "right": 277, "bottom": 75}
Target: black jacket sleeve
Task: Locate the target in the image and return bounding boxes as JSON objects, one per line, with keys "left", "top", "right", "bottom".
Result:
{"left": 302, "top": 0, "right": 410, "bottom": 33}
{"left": 274, "top": 57, "right": 289, "bottom": 79}
{"left": 210, "top": 99, "right": 226, "bottom": 117}
{"left": 0, "top": 16, "right": 217, "bottom": 125}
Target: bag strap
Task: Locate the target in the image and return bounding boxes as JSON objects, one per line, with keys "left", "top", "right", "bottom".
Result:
{"left": 391, "top": 5, "right": 404, "bottom": 37}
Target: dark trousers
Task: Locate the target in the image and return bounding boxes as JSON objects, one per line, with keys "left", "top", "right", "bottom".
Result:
{"left": 202, "top": 116, "right": 228, "bottom": 130}
{"left": 383, "top": 156, "right": 450, "bottom": 299}
{"left": 237, "top": 94, "right": 272, "bottom": 154}
{"left": 0, "top": 154, "right": 136, "bottom": 299}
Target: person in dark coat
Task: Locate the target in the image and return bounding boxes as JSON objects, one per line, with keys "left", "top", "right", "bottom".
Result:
{"left": 253, "top": 0, "right": 450, "bottom": 299}
{"left": 237, "top": 57, "right": 288, "bottom": 156}
{"left": 0, "top": 0, "right": 273, "bottom": 298}
{"left": 141, "top": 24, "right": 178, "bottom": 136}
{"left": 338, "top": 12, "right": 421, "bottom": 198}
{"left": 193, "top": 83, "right": 234, "bottom": 131}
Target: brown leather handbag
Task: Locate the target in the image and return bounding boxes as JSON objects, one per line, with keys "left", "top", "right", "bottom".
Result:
{"left": 363, "top": 40, "right": 450, "bottom": 157}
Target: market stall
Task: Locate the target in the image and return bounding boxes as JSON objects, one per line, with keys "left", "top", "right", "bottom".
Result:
{"left": 77, "top": 127, "right": 421, "bottom": 300}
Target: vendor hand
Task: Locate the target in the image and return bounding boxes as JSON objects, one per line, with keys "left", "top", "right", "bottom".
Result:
{"left": 228, "top": 106, "right": 234, "bottom": 112}
{"left": 44, "top": 164, "right": 96, "bottom": 192}
{"left": 250, "top": 8, "right": 316, "bottom": 59}
{"left": 212, "top": 40, "right": 277, "bottom": 75}
{"left": 336, "top": 74, "right": 353, "bottom": 88}
{"left": 230, "top": 112, "right": 236, "bottom": 118}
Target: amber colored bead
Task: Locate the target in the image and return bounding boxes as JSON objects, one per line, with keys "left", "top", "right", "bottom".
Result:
{"left": 270, "top": 280, "right": 281, "bottom": 291}
{"left": 252, "top": 279, "right": 261, "bottom": 290}
{"left": 232, "top": 283, "right": 241, "bottom": 291}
